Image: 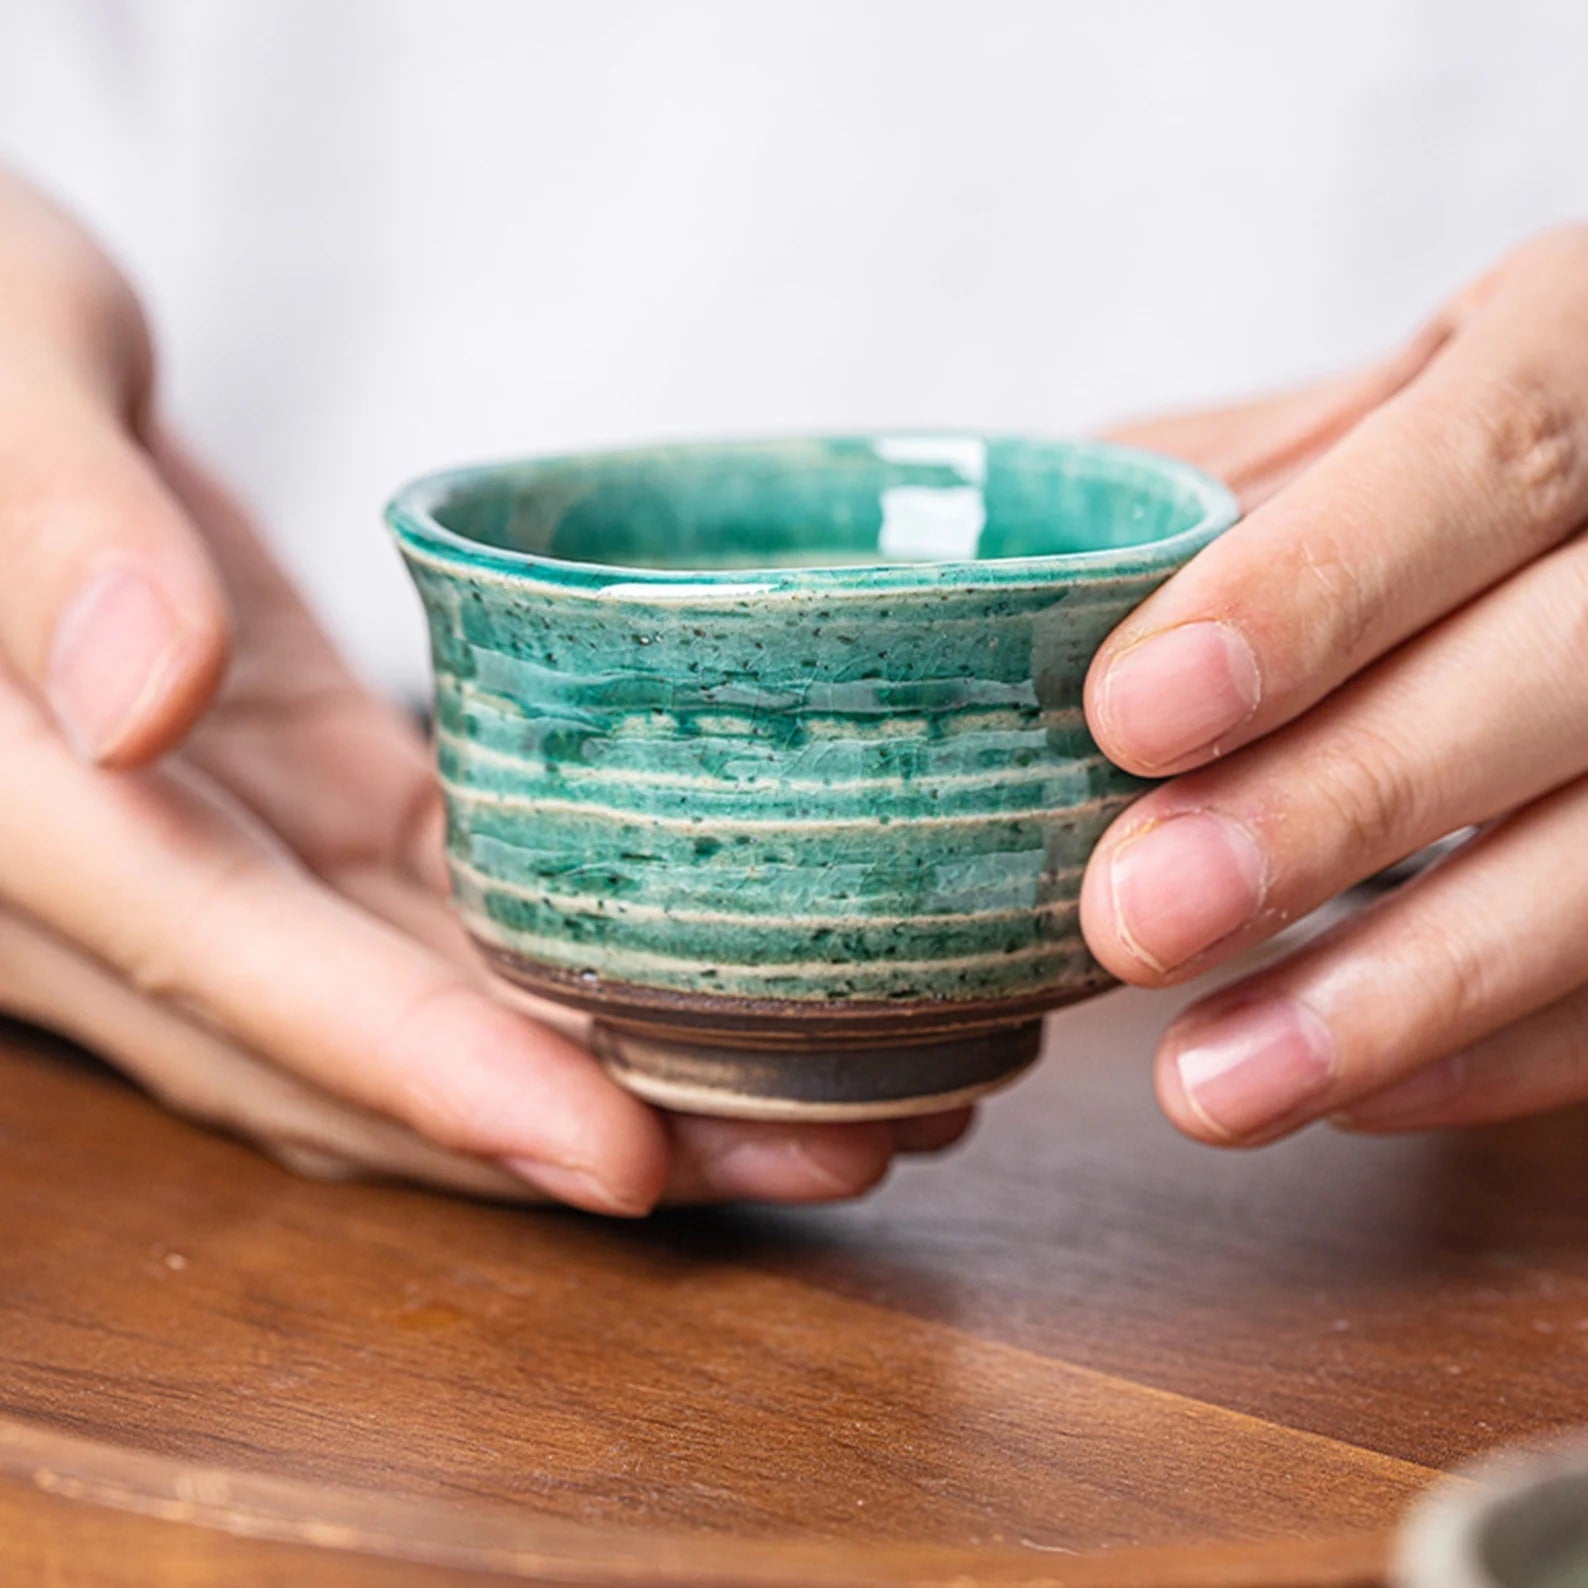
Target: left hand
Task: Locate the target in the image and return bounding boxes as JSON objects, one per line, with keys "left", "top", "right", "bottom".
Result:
{"left": 0, "top": 168, "right": 969, "bottom": 1211}
{"left": 1080, "top": 226, "right": 1588, "bottom": 1144}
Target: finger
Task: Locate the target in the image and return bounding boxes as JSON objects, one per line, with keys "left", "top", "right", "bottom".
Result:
{"left": 351, "top": 859, "right": 937, "bottom": 1203}
{"left": 1334, "top": 982, "right": 1588, "bottom": 1133}
{"left": 0, "top": 899, "right": 916, "bottom": 1209}
{"left": 0, "top": 898, "right": 913, "bottom": 1208}
{"left": 0, "top": 391, "right": 231, "bottom": 766}
{"left": 664, "top": 1115, "right": 895, "bottom": 1204}
{"left": 0, "top": 905, "right": 539, "bottom": 1201}
{"left": 1104, "top": 320, "right": 1451, "bottom": 509}
{"left": 1087, "top": 227, "right": 1588, "bottom": 777}
{"left": 1081, "top": 530, "right": 1588, "bottom": 985}
{"left": 0, "top": 167, "right": 153, "bottom": 415}
{"left": 293, "top": 860, "right": 917, "bottom": 1205}
{"left": 0, "top": 192, "right": 229, "bottom": 766}
{"left": 892, "top": 1106, "right": 977, "bottom": 1154}
{"left": 147, "top": 431, "right": 445, "bottom": 886}
{"left": 1150, "top": 775, "right": 1588, "bottom": 1145}
{"left": 0, "top": 697, "right": 670, "bottom": 1215}
{"left": 660, "top": 1104, "right": 979, "bottom": 1204}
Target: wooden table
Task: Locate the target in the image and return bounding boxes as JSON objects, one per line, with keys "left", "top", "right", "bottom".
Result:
{"left": 4, "top": 968, "right": 1587, "bottom": 1587}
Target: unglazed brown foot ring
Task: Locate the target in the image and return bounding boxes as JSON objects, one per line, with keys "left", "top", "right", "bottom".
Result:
{"left": 590, "top": 1019, "right": 1043, "bottom": 1121}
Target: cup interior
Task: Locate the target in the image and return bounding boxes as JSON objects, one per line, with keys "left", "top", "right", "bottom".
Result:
{"left": 420, "top": 435, "right": 1228, "bottom": 574}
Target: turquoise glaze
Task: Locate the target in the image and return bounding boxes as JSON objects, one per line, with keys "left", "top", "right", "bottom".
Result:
{"left": 389, "top": 436, "right": 1237, "bottom": 1025}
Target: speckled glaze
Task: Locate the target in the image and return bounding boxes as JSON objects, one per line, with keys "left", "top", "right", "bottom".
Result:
{"left": 389, "top": 436, "right": 1237, "bottom": 1118}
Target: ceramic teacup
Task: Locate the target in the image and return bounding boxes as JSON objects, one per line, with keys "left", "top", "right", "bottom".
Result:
{"left": 389, "top": 435, "right": 1237, "bottom": 1120}
{"left": 1396, "top": 1437, "right": 1588, "bottom": 1588}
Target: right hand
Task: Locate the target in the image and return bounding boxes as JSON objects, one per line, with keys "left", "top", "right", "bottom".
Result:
{"left": 0, "top": 170, "right": 971, "bottom": 1212}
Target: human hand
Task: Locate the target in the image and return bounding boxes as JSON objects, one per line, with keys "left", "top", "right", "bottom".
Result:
{"left": 1082, "top": 227, "right": 1588, "bottom": 1143}
{"left": 0, "top": 170, "right": 969, "bottom": 1211}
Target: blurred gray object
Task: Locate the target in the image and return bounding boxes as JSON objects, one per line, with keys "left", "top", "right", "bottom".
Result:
{"left": 1397, "top": 1435, "right": 1588, "bottom": 1588}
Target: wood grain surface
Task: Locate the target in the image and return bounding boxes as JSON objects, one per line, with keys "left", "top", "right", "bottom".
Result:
{"left": 3, "top": 974, "right": 1587, "bottom": 1586}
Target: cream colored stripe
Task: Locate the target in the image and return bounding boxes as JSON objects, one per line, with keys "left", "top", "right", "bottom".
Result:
{"left": 457, "top": 915, "right": 1078, "bottom": 980}
{"left": 446, "top": 697, "right": 1089, "bottom": 741}
{"left": 440, "top": 777, "right": 1132, "bottom": 831}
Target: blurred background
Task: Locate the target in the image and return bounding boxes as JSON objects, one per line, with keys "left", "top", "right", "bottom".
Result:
{"left": 1, "top": 0, "right": 1584, "bottom": 694}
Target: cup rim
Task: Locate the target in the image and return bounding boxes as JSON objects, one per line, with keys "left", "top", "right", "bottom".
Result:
{"left": 385, "top": 432, "right": 1240, "bottom": 601}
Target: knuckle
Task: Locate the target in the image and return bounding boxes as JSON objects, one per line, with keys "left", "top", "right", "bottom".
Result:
{"left": 1311, "top": 722, "right": 1431, "bottom": 865}
{"left": 121, "top": 942, "right": 176, "bottom": 1003}
{"left": 138, "top": 1066, "right": 212, "bottom": 1123}
{"left": 1270, "top": 476, "right": 1397, "bottom": 663}
{"left": 54, "top": 251, "right": 152, "bottom": 389}
{"left": 1292, "top": 522, "right": 1381, "bottom": 663}
{"left": 1396, "top": 911, "right": 1495, "bottom": 1041}
{"left": 263, "top": 1140, "right": 365, "bottom": 1182}
{"left": 73, "top": 263, "right": 155, "bottom": 418}
{"left": 1476, "top": 374, "right": 1588, "bottom": 542}
{"left": 2, "top": 232, "right": 154, "bottom": 420}
{"left": 1291, "top": 522, "right": 1362, "bottom": 609}
{"left": 1248, "top": 500, "right": 1388, "bottom": 682}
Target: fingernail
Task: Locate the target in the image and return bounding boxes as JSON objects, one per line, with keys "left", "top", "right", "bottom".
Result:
{"left": 1108, "top": 811, "right": 1267, "bottom": 973}
{"left": 46, "top": 564, "right": 189, "bottom": 761}
{"left": 1334, "top": 1053, "right": 1467, "bottom": 1131}
{"left": 1097, "top": 621, "right": 1261, "bottom": 769}
{"left": 500, "top": 1156, "right": 652, "bottom": 1217}
{"left": 1169, "top": 997, "right": 1337, "bottom": 1141}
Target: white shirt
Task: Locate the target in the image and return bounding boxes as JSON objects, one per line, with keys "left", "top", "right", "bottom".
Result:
{"left": 2, "top": 0, "right": 1585, "bottom": 697}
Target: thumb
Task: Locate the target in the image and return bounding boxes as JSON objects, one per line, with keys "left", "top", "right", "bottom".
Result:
{"left": 0, "top": 174, "right": 229, "bottom": 767}
{"left": 11, "top": 401, "right": 233, "bottom": 767}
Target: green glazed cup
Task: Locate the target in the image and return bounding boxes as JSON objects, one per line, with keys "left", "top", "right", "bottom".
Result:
{"left": 388, "top": 435, "right": 1237, "bottom": 1120}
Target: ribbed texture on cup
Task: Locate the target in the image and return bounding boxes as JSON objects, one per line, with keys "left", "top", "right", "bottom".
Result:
{"left": 405, "top": 555, "right": 1171, "bottom": 1006}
